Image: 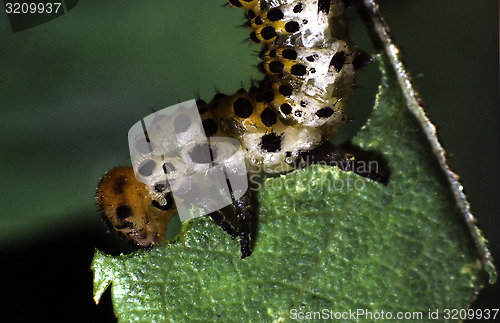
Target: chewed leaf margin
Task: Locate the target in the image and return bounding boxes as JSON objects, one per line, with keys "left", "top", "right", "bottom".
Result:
{"left": 91, "top": 52, "right": 490, "bottom": 318}
{"left": 91, "top": 0, "right": 495, "bottom": 320}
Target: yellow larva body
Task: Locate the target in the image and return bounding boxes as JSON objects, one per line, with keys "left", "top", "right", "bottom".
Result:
{"left": 98, "top": 0, "right": 366, "bottom": 252}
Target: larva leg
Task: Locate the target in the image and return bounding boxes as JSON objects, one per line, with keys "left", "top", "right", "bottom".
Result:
{"left": 209, "top": 209, "right": 238, "bottom": 239}
{"left": 299, "top": 140, "right": 387, "bottom": 184}
{"left": 234, "top": 190, "right": 254, "bottom": 259}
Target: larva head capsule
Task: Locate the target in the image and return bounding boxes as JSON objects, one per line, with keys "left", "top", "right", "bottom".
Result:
{"left": 96, "top": 166, "right": 177, "bottom": 248}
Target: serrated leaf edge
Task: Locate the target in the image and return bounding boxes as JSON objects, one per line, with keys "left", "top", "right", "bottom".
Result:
{"left": 356, "top": 0, "right": 496, "bottom": 284}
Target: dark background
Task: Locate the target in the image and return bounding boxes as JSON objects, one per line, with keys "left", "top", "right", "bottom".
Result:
{"left": 1, "top": 0, "right": 498, "bottom": 321}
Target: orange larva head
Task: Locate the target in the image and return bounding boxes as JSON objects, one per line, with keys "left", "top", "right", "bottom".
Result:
{"left": 96, "top": 166, "right": 177, "bottom": 248}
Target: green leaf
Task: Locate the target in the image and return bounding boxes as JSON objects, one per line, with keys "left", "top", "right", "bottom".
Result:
{"left": 92, "top": 53, "right": 493, "bottom": 321}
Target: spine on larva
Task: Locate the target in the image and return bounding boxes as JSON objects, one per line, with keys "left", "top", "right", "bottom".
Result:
{"left": 241, "top": 0, "right": 359, "bottom": 135}
{"left": 130, "top": 0, "right": 364, "bottom": 207}
{"left": 198, "top": 0, "right": 364, "bottom": 172}
{"left": 97, "top": 0, "right": 367, "bottom": 250}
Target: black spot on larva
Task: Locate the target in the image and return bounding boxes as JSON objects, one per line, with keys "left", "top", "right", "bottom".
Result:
{"left": 293, "top": 3, "right": 303, "bottom": 13}
{"left": 154, "top": 181, "right": 169, "bottom": 193}
{"left": 113, "top": 176, "right": 127, "bottom": 194}
{"left": 315, "top": 107, "right": 334, "bottom": 118}
{"left": 285, "top": 151, "right": 292, "bottom": 157}
{"left": 294, "top": 110, "right": 302, "bottom": 117}
{"left": 280, "top": 103, "right": 292, "bottom": 115}
{"left": 261, "top": 26, "right": 276, "bottom": 40}
{"left": 285, "top": 21, "right": 300, "bottom": 33}
{"left": 268, "top": 49, "right": 277, "bottom": 58}
{"left": 174, "top": 113, "right": 191, "bottom": 133}
{"left": 267, "top": 8, "right": 284, "bottom": 21}
{"left": 279, "top": 85, "right": 293, "bottom": 96}
{"left": 202, "top": 118, "right": 218, "bottom": 137}
{"left": 164, "top": 192, "right": 174, "bottom": 205}
{"left": 247, "top": 10, "right": 256, "bottom": 19}
{"left": 260, "top": 1, "right": 268, "bottom": 10}
{"left": 162, "top": 162, "right": 176, "bottom": 174}
{"left": 330, "top": 51, "right": 346, "bottom": 72}
{"left": 262, "top": 90, "right": 274, "bottom": 102}
{"left": 138, "top": 159, "right": 156, "bottom": 177}
{"left": 306, "top": 55, "right": 315, "bottom": 62}
{"left": 190, "top": 143, "right": 216, "bottom": 164}
{"left": 135, "top": 137, "right": 153, "bottom": 154}
{"left": 250, "top": 31, "right": 260, "bottom": 43}
{"left": 291, "top": 64, "right": 307, "bottom": 76}
{"left": 116, "top": 205, "right": 132, "bottom": 219}
{"left": 260, "top": 133, "right": 282, "bottom": 152}
{"left": 300, "top": 100, "right": 307, "bottom": 107}
{"left": 233, "top": 97, "right": 253, "bottom": 118}
{"left": 302, "top": 19, "right": 308, "bottom": 24}
{"left": 282, "top": 49, "right": 297, "bottom": 60}
{"left": 256, "top": 90, "right": 274, "bottom": 102}
{"left": 318, "top": 0, "right": 330, "bottom": 14}
{"left": 254, "top": 17, "right": 263, "bottom": 25}
{"left": 310, "top": 68, "right": 316, "bottom": 73}
{"left": 269, "top": 61, "right": 284, "bottom": 73}
{"left": 229, "top": 0, "right": 242, "bottom": 7}
{"left": 261, "top": 108, "right": 277, "bottom": 127}
{"left": 152, "top": 194, "right": 175, "bottom": 211}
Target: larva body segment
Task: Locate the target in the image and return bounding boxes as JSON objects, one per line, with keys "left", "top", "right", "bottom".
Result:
{"left": 210, "top": 0, "right": 362, "bottom": 172}
{"left": 126, "top": 0, "right": 361, "bottom": 204}
{"left": 98, "top": 1, "right": 368, "bottom": 254}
